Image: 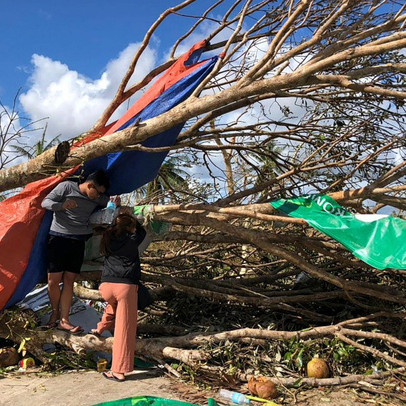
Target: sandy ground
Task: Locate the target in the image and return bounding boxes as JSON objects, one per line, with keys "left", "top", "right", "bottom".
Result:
{"left": 0, "top": 368, "right": 403, "bottom": 406}
{"left": 0, "top": 368, "right": 181, "bottom": 406}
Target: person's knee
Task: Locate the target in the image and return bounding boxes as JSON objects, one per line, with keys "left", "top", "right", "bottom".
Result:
{"left": 48, "top": 274, "right": 62, "bottom": 288}
{"left": 63, "top": 272, "right": 77, "bottom": 285}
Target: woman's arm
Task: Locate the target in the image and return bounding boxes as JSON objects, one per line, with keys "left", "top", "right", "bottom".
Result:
{"left": 130, "top": 224, "right": 147, "bottom": 246}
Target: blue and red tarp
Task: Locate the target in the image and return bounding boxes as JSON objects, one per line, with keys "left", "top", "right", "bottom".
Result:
{"left": 0, "top": 40, "right": 217, "bottom": 311}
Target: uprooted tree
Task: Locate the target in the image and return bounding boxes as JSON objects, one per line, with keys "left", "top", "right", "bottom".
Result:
{"left": 1, "top": 0, "right": 406, "bottom": 395}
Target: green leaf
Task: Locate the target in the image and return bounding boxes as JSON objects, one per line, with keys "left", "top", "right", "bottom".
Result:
{"left": 284, "top": 352, "right": 292, "bottom": 360}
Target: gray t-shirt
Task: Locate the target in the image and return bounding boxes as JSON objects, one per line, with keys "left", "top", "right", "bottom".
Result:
{"left": 41, "top": 180, "right": 109, "bottom": 235}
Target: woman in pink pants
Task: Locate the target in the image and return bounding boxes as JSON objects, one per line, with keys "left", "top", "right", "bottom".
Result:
{"left": 91, "top": 214, "right": 146, "bottom": 382}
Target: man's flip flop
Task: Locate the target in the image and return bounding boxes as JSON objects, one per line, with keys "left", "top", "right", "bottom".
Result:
{"left": 56, "top": 325, "right": 84, "bottom": 335}
{"left": 102, "top": 371, "right": 125, "bottom": 382}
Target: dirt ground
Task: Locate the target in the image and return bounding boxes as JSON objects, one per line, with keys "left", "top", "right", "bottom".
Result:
{"left": 0, "top": 368, "right": 179, "bottom": 406}
{"left": 0, "top": 368, "right": 403, "bottom": 406}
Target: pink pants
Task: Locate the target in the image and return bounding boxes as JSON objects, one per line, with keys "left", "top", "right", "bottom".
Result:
{"left": 97, "top": 282, "right": 138, "bottom": 374}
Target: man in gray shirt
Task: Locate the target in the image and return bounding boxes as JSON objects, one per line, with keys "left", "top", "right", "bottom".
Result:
{"left": 41, "top": 170, "right": 114, "bottom": 334}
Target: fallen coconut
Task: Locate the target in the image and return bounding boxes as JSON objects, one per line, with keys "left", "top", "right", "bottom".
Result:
{"left": 0, "top": 347, "right": 19, "bottom": 367}
{"left": 248, "top": 376, "right": 258, "bottom": 395}
{"left": 306, "top": 357, "right": 329, "bottom": 378}
{"left": 248, "top": 376, "right": 277, "bottom": 399}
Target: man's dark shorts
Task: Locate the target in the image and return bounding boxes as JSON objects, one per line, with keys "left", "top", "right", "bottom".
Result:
{"left": 47, "top": 235, "right": 86, "bottom": 274}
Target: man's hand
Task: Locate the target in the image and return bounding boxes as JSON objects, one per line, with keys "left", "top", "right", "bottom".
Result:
{"left": 62, "top": 199, "right": 78, "bottom": 210}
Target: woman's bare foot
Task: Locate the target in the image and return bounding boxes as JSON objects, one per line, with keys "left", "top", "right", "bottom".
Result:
{"left": 102, "top": 371, "right": 125, "bottom": 382}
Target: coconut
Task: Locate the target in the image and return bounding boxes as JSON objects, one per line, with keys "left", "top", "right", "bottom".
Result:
{"left": 248, "top": 376, "right": 277, "bottom": 399}
{"left": 256, "top": 381, "right": 277, "bottom": 399}
{"left": 306, "top": 357, "right": 329, "bottom": 378}
{"left": 0, "top": 347, "right": 19, "bottom": 367}
{"left": 248, "top": 376, "right": 258, "bottom": 395}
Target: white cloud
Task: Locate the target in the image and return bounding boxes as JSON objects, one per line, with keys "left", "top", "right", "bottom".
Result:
{"left": 19, "top": 43, "right": 157, "bottom": 143}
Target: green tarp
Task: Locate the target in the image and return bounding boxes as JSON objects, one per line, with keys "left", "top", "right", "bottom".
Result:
{"left": 92, "top": 396, "right": 218, "bottom": 406}
{"left": 271, "top": 194, "right": 406, "bottom": 270}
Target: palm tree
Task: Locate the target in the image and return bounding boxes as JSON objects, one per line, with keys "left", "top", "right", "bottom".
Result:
{"left": 128, "top": 155, "right": 190, "bottom": 205}
{"left": 12, "top": 124, "right": 61, "bottom": 159}
{"left": 146, "top": 156, "right": 190, "bottom": 204}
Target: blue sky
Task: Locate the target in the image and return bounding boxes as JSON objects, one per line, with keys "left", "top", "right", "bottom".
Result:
{"left": 0, "top": 1, "right": 228, "bottom": 146}
{"left": 1, "top": 1, "right": 204, "bottom": 104}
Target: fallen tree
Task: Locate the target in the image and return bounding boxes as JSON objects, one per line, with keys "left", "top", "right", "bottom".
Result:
{"left": 1, "top": 0, "right": 406, "bottom": 401}
{"left": 1, "top": 309, "right": 405, "bottom": 391}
